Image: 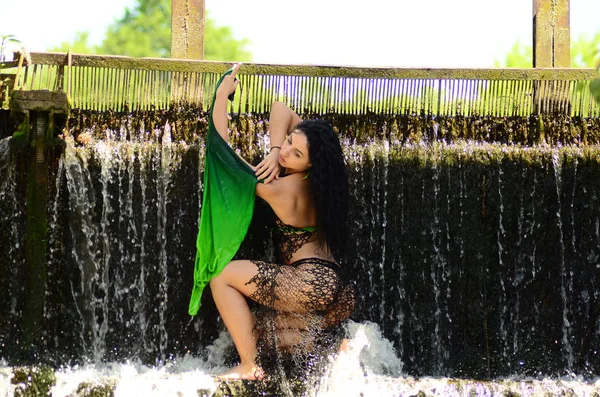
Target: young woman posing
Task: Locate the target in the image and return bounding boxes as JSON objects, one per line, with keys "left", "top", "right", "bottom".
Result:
{"left": 209, "top": 64, "right": 355, "bottom": 380}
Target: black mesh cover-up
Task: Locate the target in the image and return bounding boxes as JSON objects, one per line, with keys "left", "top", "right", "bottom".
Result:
{"left": 244, "top": 218, "right": 356, "bottom": 394}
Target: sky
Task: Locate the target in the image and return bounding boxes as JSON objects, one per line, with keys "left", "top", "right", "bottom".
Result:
{"left": 1, "top": 0, "right": 599, "bottom": 68}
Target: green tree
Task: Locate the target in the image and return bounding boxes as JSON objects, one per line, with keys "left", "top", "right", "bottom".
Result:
{"left": 496, "top": 32, "right": 600, "bottom": 68}
{"left": 101, "top": 0, "right": 171, "bottom": 57}
{"left": 202, "top": 17, "right": 251, "bottom": 62}
{"left": 572, "top": 32, "right": 600, "bottom": 68}
{"left": 47, "top": 0, "right": 251, "bottom": 61}
{"left": 494, "top": 40, "right": 532, "bottom": 68}
{"left": 48, "top": 31, "right": 99, "bottom": 54}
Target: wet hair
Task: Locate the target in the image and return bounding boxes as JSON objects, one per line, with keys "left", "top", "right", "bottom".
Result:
{"left": 295, "top": 119, "right": 349, "bottom": 261}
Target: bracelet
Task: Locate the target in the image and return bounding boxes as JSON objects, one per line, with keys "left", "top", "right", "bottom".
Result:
{"left": 269, "top": 146, "right": 281, "bottom": 152}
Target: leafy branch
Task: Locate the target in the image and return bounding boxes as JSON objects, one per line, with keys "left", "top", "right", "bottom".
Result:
{"left": 1, "top": 34, "right": 21, "bottom": 63}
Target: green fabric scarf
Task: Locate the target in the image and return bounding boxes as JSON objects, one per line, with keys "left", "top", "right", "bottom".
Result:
{"left": 188, "top": 70, "right": 258, "bottom": 316}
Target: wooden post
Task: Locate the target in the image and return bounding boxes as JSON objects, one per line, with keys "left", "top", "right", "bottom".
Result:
{"left": 533, "top": 0, "right": 570, "bottom": 67}
{"left": 532, "top": 0, "right": 570, "bottom": 115}
{"left": 171, "top": 0, "right": 205, "bottom": 60}
{"left": 171, "top": 0, "right": 205, "bottom": 104}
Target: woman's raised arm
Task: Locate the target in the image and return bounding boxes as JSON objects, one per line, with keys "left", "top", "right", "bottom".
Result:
{"left": 255, "top": 101, "right": 302, "bottom": 183}
{"left": 212, "top": 64, "right": 241, "bottom": 143}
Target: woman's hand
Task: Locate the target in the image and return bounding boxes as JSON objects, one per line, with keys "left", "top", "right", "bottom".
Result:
{"left": 255, "top": 148, "right": 282, "bottom": 183}
{"left": 216, "top": 63, "right": 241, "bottom": 100}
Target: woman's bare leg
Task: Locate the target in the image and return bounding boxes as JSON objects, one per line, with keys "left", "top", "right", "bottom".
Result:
{"left": 209, "top": 260, "right": 264, "bottom": 380}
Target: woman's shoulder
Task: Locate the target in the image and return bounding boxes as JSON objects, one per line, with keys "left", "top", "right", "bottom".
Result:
{"left": 256, "top": 171, "right": 307, "bottom": 208}
{"left": 266, "top": 171, "right": 306, "bottom": 193}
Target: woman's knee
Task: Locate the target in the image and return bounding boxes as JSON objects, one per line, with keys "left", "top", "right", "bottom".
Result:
{"left": 210, "top": 266, "right": 235, "bottom": 290}
{"left": 209, "top": 274, "right": 220, "bottom": 286}
{"left": 210, "top": 260, "right": 236, "bottom": 284}
{"left": 210, "top": 260, "right": 260, "bottom": 295}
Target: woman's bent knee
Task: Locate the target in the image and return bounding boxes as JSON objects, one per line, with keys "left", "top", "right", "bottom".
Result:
{"left": 209, "top": 261, "right": 241, "bottom": 287}
{"left": 210, "top": 260, "right": 260, "bottom": 297}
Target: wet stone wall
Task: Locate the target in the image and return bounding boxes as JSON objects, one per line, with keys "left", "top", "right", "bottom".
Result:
{"left": 0, "top": 110, "right": 598, "bottom": 379}
{"left": 347, "top": 143, "right": 600, "bottom": 378}
{"left": 59, "top": 108, "right": 600, "bottom": 146}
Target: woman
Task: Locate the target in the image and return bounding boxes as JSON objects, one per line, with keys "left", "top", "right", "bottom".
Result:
{"left": 209, "top": 64, "right": 355, "bottom": 381}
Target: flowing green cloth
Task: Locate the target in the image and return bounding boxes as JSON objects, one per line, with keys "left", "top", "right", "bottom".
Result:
{"left": 188, "top": 70, "right": 258, "bottom": 316}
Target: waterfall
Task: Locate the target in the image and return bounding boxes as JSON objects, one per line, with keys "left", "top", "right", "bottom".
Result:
{"left": 44, "top": 136, "right": 203, "bottom": 363}
{"left": 1, "top": 113, "right": 600, "bottom": 395}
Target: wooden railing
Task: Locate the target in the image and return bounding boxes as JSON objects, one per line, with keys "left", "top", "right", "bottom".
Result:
{"left": 1, "top": 52, "right": 598, "bottom": 117}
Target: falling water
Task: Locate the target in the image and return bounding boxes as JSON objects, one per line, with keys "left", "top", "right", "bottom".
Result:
{"left": 0, "top": 138, "right": 26, "bottom": 355}
{"left": 379, "top": 140, "right": 389, "bottom": 327}
{"left": 391, "top": 156, "right": 406, "bottom": 362}
{"left": 552, "top": 151, "right": 575, "bottom": 373}
{"left": 496, "top": 166, "right": 509, "bottom": 365}
{"left": 430, "top": 157, "right": 445, "bottom": 373}
{"left": 1, "top": 114, "right": 600, "bottom": 394}
{"left": 344, "top": 142, "right": 600, "bottom": 379}
{"left": 50, "top": 135, "right": 202, "bottom": 363}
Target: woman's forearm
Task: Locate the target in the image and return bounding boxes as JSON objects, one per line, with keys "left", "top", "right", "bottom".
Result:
{"left": 212, "top": 89, "right": 255, "bottom": 168}
{"left": 213, "top": 91, "right": 231, "bottom": 142}
{"left": 268, "top": 101, "right": 300, "bottom": 147}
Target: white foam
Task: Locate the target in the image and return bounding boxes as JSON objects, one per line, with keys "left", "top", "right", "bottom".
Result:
{"left": 314, "top": 320, "right": 405, "bottom": 396}
{"left": 51, "top": 357, "right": 218, "bottom": 397}
{"left": 1, "top": 321, "right": 599, "bottom": 397}
{"left": 0, "top": 360, "right": 15, "bottom": 397}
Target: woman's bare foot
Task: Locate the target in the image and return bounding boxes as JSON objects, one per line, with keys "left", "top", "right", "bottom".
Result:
{"left": 339, "top": 338, "right": 352, "bottom": 353}
{"left": 217, "top": 362, "right": 265, "bottom": 381}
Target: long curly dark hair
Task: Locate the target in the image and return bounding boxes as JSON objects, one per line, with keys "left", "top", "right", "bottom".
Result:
{"left": 295, "top": 119, "right": 349, "bottom": 262}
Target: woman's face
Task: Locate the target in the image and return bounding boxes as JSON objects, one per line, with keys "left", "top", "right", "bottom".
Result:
{"left": 278, "top": 130, "right": 311, "bottom": 173}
